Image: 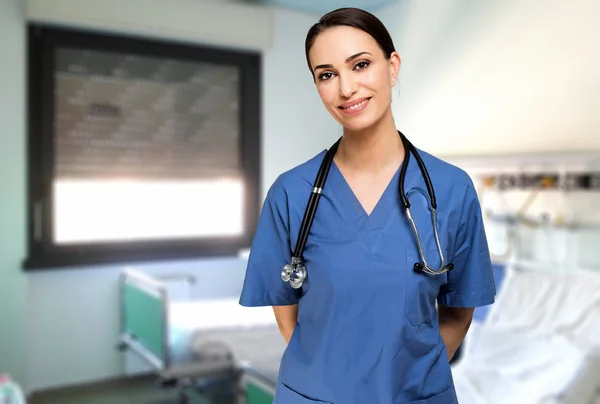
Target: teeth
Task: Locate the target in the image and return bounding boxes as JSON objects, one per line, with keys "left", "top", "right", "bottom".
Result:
{"left": 345, "top": 99, "right": 368, "bottom": 110}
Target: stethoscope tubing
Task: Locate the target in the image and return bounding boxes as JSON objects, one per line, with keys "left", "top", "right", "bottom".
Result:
{"left": 293, "top": 139, "right": 340, "bottom": 259}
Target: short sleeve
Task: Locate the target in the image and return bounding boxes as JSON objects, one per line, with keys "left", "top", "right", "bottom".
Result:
{"left": 239, "top": 178, "right": 301, "bottom": 307}
{"left": 437, "top": 180, "right": 496, "bottom": 308}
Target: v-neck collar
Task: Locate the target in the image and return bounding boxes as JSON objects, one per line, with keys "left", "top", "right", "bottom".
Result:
{"left": 330, "top": 160, "right": 400, "bottom": 219}
{"left": 324, "top": 151, "right": 421, "bottom": 252}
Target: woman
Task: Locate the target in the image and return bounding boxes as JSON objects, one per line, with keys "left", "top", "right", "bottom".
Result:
{"left": 239, "top": 7, "right": 495, "bottom": 404}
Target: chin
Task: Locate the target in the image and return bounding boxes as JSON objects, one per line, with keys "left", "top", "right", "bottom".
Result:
{"left": 335, "top": 112, "right": 382, "bottom": 133}
{"left": 340, "top": 119, "right": 375, "bottom": 133}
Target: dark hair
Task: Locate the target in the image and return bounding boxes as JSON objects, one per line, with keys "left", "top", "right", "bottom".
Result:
{"left": 305, "top": 7, "right": 397, "bottom": 74}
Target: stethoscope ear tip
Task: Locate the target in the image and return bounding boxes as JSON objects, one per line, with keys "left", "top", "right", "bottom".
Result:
{"left": 413, "top": 262, "right": 454, "bottom": 273}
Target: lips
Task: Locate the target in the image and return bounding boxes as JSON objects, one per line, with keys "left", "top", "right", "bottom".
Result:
{"left": 338, "top": 97, "right": 372, "bottom": 115}
{"left": 339, "top": 97, "right": 371, "bottom": 110}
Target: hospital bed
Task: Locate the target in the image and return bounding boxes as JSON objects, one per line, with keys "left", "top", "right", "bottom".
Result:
{"left": 452, "top": 261, "right": 600, "bottom": 404}
{"left": 118, "top": 268, "right": 286, "bottom": 403}
{"left": 120, "top": 261, "right": 600, "bottom": 404}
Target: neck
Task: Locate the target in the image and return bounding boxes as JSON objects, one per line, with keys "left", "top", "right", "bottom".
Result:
{"left": 336, "top": 112, "right": 405, "bottom": 173}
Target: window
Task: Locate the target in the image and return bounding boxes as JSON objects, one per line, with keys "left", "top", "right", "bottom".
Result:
{"left": 25, "top": 25, "right": 261, "bottom": 270}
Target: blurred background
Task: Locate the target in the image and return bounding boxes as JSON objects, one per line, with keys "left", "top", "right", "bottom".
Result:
{"left": 0, "top": 0, "right": 598, "bottom": 403}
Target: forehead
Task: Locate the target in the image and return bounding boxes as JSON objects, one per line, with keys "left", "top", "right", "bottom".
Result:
{"left": 309, "top": 25, "right": 381, "bottom": 66}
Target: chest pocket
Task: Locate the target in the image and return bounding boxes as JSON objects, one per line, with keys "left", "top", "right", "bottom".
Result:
{"left": 404, "top": 247, "right": 449, "bottom": 326}
{"left": 277, "top": 383, "right": 333, "bottom": 404}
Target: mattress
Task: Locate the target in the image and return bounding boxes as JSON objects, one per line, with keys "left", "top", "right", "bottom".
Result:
{"left": 163, "top": 297, "right": 286, "bottom": 380}
{"left": 192, "top": 324, "right": 286, "bottom": 383}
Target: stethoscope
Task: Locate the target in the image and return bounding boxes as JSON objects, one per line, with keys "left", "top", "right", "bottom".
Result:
{"left": 281, "top": 130, "right": 454, "bottom": 289}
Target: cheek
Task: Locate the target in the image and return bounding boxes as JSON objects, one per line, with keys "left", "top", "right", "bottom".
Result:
{"left": 368, "top": 68, "right": 391, "bottom": 93}
{"left": 317, "top": 85, "right": 337, "bottom": 108}
{"left": 377, "top": 81, "right": 392, "bottom": 100}
{"left": 368, "top": 74, "right": 393, "bottom": 105}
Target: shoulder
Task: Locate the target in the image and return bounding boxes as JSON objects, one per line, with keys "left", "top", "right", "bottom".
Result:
{"left": 414, "top": 147, "right": 476, "bottom": 196}
{"left": 265, "top": 150, "right": 327, "bottom": 206}
{"left": 412, "top": 148, "right": 480, "bottom": 215}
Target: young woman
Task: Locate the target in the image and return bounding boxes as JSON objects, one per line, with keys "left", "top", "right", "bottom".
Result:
{"left": 239, "top": 7, "right": 495, "bottom": 404}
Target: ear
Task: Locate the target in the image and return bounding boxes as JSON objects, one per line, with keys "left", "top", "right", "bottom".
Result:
{"left": 389, "top": 52, "right": 401, "bottom": 86}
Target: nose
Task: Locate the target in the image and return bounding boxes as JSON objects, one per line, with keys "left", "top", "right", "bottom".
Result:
{"left": 338, "top": 72, "right": 357, "bottom": 99}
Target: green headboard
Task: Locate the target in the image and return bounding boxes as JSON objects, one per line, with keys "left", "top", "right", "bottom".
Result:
{"left": 242, "top": 372, "right": 276, "bottom": 404}
{"left": 121, "top": 270, "right": 168, "bottom": 368}
{"left": 245, "top": 382, "right": 274, "bottom": 404}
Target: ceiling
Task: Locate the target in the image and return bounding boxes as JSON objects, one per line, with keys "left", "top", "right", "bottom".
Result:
{"left": 241, "top": 0, "right": 398, "bottom": 15}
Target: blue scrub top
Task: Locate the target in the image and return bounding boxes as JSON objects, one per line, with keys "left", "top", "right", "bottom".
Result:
{"left": 239, "top": 148, "right": 496, "bottom": 404}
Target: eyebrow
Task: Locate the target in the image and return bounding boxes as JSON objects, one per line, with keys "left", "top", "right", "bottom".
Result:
{"left": 313, "top": 51, "right": 372, "bottom": 72}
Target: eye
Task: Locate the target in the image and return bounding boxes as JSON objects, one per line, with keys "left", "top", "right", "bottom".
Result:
{"left": 318, "top": 71, "right": 335, "bottom": 81}
{"left": 354, "top": 60, "right": 371, "bottom": 71}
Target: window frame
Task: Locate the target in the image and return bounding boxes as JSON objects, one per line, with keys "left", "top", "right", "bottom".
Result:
{"left": 25, "top": 24, "right": 262, "bottom": 270}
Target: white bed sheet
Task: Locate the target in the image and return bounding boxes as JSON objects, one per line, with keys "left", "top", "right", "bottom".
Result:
{"left": 453, "top": 264, "right": 600, "bottom": 404}
{"left": 169, "top": 297, "right": 277, "bottom": 331}
{"left": 453, "top": 326, "right": 599, "bottom": 404}
{"left": 167, "top": 297, "right": 282, "bottom": 369}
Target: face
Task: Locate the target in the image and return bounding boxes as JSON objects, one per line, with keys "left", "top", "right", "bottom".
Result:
{"left": 308, "top": 25, "right": 400, "bottom": 132}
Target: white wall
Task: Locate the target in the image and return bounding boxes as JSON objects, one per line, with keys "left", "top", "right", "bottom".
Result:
{"left": 0, "top": 0, "right": 339, "bottom": 394}
{"left": 0, "top": 0, "right": 28, "bottom": 393}
{"left": 261, "top": 7, "right": 340, "bottom": 191}
{"left": 26, "top": 0, "right": 274, "bottom": 51}
{"left": 388, "top": 0, "right": 600, "bottom": 157}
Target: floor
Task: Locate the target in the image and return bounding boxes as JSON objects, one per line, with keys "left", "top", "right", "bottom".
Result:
{"left": 28, "top": 375, "right": 236, "bottom": 404}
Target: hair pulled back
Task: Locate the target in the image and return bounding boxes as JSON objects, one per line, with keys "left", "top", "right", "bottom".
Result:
{"left": 305, "top": 7, "right": 397, "bottom": 74}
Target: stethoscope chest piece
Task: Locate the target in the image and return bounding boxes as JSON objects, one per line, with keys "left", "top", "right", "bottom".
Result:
{"left": 281, "top": 257, "right": 307, "bottom": 289}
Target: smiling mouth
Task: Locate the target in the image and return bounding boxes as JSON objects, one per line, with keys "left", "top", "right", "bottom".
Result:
{"left": 338, "top": 97, "right": 371, "bottom": 113}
